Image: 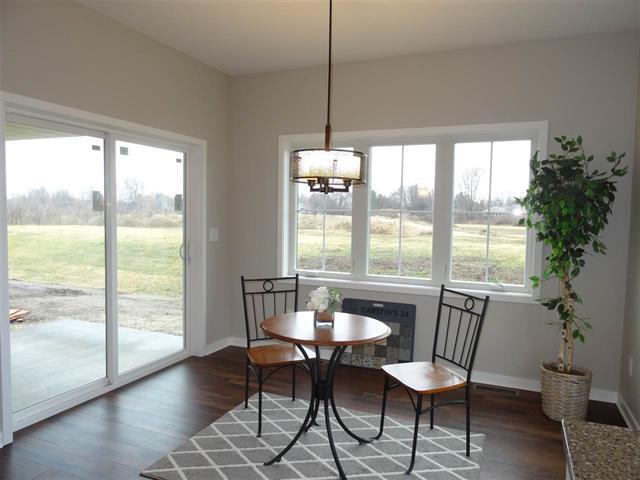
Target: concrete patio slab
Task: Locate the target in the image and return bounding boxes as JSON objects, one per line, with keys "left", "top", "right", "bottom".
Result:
{"left": 10, "top": 319, "right": 183, "bottom": 412}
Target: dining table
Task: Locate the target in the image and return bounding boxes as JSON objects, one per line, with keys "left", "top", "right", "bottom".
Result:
{"left": 260, "top": 310, "right": 391, "bottom": 480}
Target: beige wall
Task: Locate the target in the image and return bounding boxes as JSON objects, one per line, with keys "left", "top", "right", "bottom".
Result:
{"left": 230, "top": 31, "right": 639, "bottom": 394}
{"left": 1, "top": 1, "right": 232, "bottom": 344}
{"left": 620, "top": 47, "right": 640, "bottom": 423}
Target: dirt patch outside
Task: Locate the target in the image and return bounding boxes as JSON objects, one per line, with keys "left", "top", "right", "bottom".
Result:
{"left": 9, "top": 280, "right": 183, "bottom": 336}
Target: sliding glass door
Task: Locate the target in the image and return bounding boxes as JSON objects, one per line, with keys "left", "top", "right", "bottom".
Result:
{"left": 116, "top": 140, "right": 185, "bottom": 373}
{"left": 5, "top": 119, "right": 107, "bottom": 413}
{"left": 3, "top": 115, "right": 189, "bottom": 420}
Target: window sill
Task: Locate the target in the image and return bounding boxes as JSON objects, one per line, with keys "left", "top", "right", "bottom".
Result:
{"left": 295, "top": 275, "right": 538, "bottom": 305}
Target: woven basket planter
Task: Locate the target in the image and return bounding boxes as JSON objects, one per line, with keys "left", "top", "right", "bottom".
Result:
{"left": 540, "top": 362, "right": 592, "bottom": 421}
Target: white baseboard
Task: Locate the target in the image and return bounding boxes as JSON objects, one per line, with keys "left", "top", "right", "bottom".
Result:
{"left": 201, "top": 336, "right": 245, "bottom": 356}
{"left": 471, "top": 370, "right": 540, "bottom": 393}
{"left": 617, "top": 393, "right": 640, "bottom": 429}
{"left": 471, "top": 370, "right": 618, "bottom": 403}
{"left": 202, "top": 337, "right": 619, "bottom": 404}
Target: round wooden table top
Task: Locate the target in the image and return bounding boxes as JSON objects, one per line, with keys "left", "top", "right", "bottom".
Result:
{"left": 260, "top": 311, "right": 391, "bottom": 347}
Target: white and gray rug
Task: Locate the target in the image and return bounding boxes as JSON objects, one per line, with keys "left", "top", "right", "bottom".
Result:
{"left": 141, "top": 393, "right": 484, "bottom": 480}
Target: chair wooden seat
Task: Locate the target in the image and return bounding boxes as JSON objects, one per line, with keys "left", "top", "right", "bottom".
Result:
{"left": 381, "top": 361, "right": 466, "bottom": 394}
{"left": 248, "top": 343, "right": 316, "bottom": 367}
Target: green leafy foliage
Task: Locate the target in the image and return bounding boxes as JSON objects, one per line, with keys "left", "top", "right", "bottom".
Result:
{"left": 516, "top": 136, "right": 627, "bottom": 370}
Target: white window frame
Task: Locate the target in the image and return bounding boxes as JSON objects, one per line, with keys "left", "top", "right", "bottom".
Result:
{"left": 278, "top": 121, "right": 547, "bottom": 303}
{"left": 0, "top": 92, "right": 208, "bottom": 443}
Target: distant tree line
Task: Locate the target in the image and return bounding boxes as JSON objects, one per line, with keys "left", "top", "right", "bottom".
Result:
{"left": 118, "top": 178, "right": 177, "bottom": 215}
{"left": 371, "top": 184, "right": 434, "bottom": 211}
{"left": 297, "top": 167, "right": 523, "bottom": 227}
{"left": 7, "top": 180, "right": 179, "bottom": 226}
{"left": 452, "top": 167, "right": 523, "bottom": 224}
{"left": 7, "top": 188, "right": 98, "bottom": 225}
{"left": 298, "top": 192, "right": 353, "bottom": 210}
{"left": 298, "top": 184, "right": 434, "bottom": 213}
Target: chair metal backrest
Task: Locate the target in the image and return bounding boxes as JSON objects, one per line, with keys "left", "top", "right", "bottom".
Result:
{"left": 431, "top": 285, "right": 489, "bottom": 382}
{"left": 241, "top": 275, "right": 299, "bottom": 348}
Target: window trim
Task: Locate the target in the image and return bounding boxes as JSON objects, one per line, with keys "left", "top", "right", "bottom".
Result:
{"left": 278, "top": 121, "right": 548, "bottom": 300}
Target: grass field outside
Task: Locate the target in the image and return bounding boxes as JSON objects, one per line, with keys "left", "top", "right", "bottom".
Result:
{"left": 297, "top": 214, "right": 526, "bottom": 285}
{"left": 8, "top": 216, "right": 526, "bottom": 300}
{"left": 8, "top": 225, "right": 183, "bottom": 297}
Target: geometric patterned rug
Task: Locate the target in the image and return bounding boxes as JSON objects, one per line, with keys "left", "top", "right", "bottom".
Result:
{"left": 141, "top": 393, "right": 484, "bottom": 480}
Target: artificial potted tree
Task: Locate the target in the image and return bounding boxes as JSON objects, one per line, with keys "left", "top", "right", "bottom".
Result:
{"left": 517, "top": 135, "right": 627, "bottom": 421}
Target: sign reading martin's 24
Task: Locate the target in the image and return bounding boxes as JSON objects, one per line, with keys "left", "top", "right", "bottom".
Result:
{"left": 340, "top": 298, "right": 416, "bottom": 369}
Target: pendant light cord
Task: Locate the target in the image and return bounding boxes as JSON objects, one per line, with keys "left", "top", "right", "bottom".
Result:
{"left": 324, "top": 0, "right": 333, "bottom": 150}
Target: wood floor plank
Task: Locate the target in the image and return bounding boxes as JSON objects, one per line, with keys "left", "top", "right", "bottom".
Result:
{"left": 0, "top": 346, "right": 626, "bottom": 480}
{"left": 0, "top": 450, "right": 50, "bottom": 480}
{"left": 10, "top": 436, "right": 140, "bottom": 480}
{"left": 33, "top": 468, "right": 87, "bottom": 480}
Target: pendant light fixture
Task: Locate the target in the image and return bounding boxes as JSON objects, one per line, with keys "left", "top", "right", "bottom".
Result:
{"left": 290, "top": 0, "right": 367, "bottom": 194}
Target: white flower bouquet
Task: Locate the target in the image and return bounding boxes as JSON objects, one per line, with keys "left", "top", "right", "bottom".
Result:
{"left": 306, "top": 286, "right": 341, "bottom": 324}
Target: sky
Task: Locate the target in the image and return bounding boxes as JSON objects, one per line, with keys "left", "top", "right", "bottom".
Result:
{"left": 369, "top": 140, "right": 531, "bottom": 203}
{"left": 5, "top": 124, "right": 184, "bottom": 200}
{"left": 8, "top": 123, "right": 529, "bottom": 210}
{"left": 370, "top": 144, "right": 436, "bottom": 196}
{"left": 453, "top": 140, "right": 531, "bottom": 204}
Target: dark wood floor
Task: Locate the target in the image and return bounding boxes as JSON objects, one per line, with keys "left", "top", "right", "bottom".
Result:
{"left": 0, "top": 346, "right": 625, "bottom": 480}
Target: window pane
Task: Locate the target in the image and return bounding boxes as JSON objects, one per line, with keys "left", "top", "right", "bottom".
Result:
{"left": 453, "top": 142, "right": 491, "bottom": 212}
{"left": 296, "top": 211, "right": 323, "bottom": 271}
{"left": 488, "top": 140, "right": 530, "bottom": 285}
{"left": 297, "top": 189, "right": 326, "bottom": 210}
{"left": 490, "top": 140, "right": 531, "bottom": 213}
{"left": 489, "top": 214, "right": 526, "bottom": 285}
{"left": 6, "top": 123, "right": 106, "bottom": 412}
{"left": 324, "top": 213, "right": 351, "bottom": 272}
{"left": 369, "top": 212, "right": 400, "bottom": 275}
{"left": 116, "top": 141, "right": 185, "bottom": 373}
{"left": 370, "top": 146, "right": 402, "bottom": 210}
{"left": 452, "top": 140, "right": 530, "bottom": 285}
{"left": 451, "top": 213, "right": 488, "bottom": 282}
{"left": 295, "top": 177, "right": 352, "bottom": 273}
{"left": 401, "top": 213, "right": 432, "bottom": 278}
{"left": 368, "top": 144, "right": 435, "bottom": 279}
{"left": 324, "top": 192, "right": 352, "bottom": 211}
{"left": 403, "top": 145, "right": 436, "bottom": 212}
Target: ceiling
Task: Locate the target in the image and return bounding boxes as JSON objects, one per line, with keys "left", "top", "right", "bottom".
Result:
{"left": 80, "top": 0, "right": 640, "bottom": 76}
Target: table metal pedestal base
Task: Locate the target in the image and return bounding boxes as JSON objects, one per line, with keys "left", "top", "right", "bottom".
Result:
{"left": 264, "top": 344, "right": 369, "bottom": 480}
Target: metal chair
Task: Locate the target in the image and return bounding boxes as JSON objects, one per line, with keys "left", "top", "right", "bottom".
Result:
{"left": 373, "top": 285, "right": 489, "bottom": 474}
{"left": 241, "top": 274, "right": 315, "bottom": 437}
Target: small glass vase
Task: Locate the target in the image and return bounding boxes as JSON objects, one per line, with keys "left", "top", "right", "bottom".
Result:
{"left": 314, "top": 309, "right": 335, "bottom": 327}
